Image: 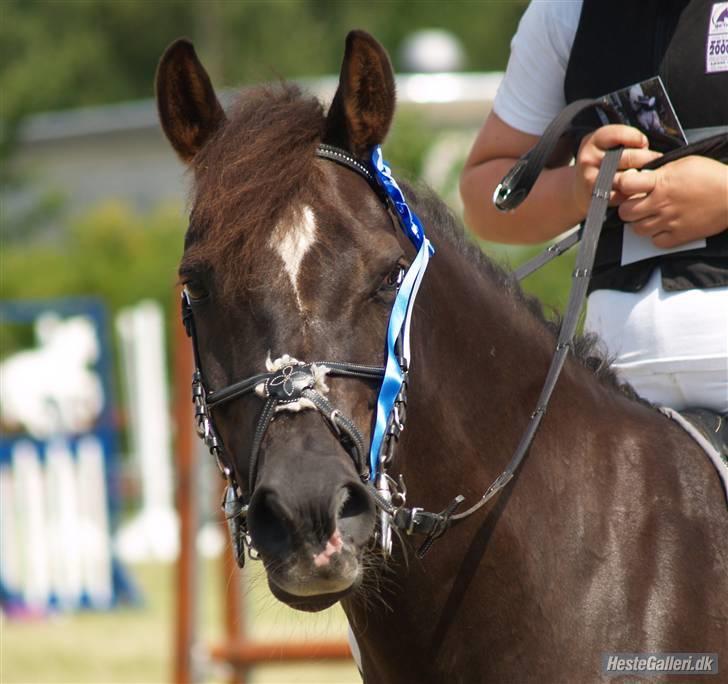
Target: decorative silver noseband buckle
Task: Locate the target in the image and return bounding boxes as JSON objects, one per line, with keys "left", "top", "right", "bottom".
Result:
{"left": 264, "top": 363, "right": 317, "bottom": 401}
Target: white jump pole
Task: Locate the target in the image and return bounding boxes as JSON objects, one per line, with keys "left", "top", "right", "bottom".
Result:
{"left": 116, "top": 301, "right": 177, "bottom": 562}
{"left": 11, "top": 441, "right": 51, "bottom": 609}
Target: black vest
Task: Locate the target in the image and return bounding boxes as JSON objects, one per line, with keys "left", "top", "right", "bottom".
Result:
{"left": 564, "top": 0, "right": 728, "bottom": 293}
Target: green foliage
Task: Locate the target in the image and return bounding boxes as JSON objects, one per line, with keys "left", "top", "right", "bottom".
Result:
{"left": 384, "top": 108, "right": 435, "bottom": 179}
{"left": 0, "top": 0, "right": 526, "bottom": 125}
{"left": 209, "top": 0, "right": 526, "bottom": 84}
{"left": 0, "top": 1, "right": 197, "bottom": 121}
{"left": 1, "top": 200, "right": 183, "bottom": 316}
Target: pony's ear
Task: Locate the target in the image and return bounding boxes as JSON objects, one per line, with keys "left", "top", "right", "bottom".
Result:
{"left": 155, "top": 39, "right": 227, "bottom": 163}
{"left": 323, "top": 30, "right": 396, "bottom": 157}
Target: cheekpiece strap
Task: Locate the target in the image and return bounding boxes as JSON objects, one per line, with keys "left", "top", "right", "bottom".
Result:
{"left": 313, "top": 143, "right": 435, "bottom": 483}
{"left": 181, "top": 291, "right": 194, "bottom": 337}
{"left": 367, "top": 145, "right": 434, "bottom": 481}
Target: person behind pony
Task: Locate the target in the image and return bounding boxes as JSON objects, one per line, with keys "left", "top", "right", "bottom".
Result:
{"left": 460, "top": 0, "right": 728, "bottom": 419}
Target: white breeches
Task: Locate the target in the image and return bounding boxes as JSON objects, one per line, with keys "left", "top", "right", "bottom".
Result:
{"left": 584, "top": 269, "right": 728, "bottom": 413}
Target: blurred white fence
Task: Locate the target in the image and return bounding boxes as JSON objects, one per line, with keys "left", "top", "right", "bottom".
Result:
{"left": 0, "top": 299, "right": 135, "bottom": 615}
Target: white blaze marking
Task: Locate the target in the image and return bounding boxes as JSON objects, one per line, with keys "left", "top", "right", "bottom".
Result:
{"left": 271, "top": 205, "right": 317, "bottom": 310}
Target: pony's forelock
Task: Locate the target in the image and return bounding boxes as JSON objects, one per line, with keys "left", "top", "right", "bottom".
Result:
{"left": 183, "top": 83, "right": 326, "bottom": 295}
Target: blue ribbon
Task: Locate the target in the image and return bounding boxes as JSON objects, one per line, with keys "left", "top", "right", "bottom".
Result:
{"left": 368, "top": 146, "right": 434, "bottom": 480}
{"left": 371, "top": 147, "right": 434, "bottom": 253}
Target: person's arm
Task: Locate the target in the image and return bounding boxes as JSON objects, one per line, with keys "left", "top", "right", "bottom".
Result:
{"left": 459, "top": 112, "right": 662, "bottom": 245}
{"left": 460, "top": 112, "right": 577, "bottom": 244}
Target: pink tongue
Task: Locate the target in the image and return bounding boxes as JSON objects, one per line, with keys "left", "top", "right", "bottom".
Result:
{"left": 313, "top": 530, "right": 344, "bottom": 567}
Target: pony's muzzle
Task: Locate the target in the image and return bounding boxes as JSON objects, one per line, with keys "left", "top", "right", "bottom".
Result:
{"left": 247, "top": 481, "right": 374, "bottom": 559}
{"left": 246, "top": 479, "right": 375, "bottom": 599}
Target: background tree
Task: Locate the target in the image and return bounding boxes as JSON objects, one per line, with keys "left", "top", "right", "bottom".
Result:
{"left": 0, "top": 0, "right": 526, "bottom": 119}
{"left": 0, "top": 0, "right": 526, "bottom": 239}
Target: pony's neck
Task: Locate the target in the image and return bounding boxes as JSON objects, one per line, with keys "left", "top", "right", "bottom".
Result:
{"left": 343, "top": 232, "right": 581, "bottom": 680}
{"left": 402, "top": 233, "right": 562, "bottom": 503}
{"left": 343, "top": 235, "right": 568, "bottom": 680}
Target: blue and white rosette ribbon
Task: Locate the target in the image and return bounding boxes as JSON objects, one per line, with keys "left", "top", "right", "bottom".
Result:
{"left": 368, "top": 146, "right": 434, "bottom": 481}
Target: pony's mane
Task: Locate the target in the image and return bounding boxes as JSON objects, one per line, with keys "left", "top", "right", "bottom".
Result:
{"left": 182, "top": 84, "right": 641, "bottom": 400}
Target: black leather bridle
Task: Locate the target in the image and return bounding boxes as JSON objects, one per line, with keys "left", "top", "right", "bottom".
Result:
{"left": 182, "top": 143, "right": 425, "bottom": 566}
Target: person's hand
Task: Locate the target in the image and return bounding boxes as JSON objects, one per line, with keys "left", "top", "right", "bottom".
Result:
{"left": 615, "top": 156, "right": 728, "bottom": 248}
{"left": 572, "top": 125, "right": 662, "bottom": 217}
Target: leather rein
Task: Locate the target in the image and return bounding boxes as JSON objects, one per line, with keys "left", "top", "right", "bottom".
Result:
{"left": 183, "top": 101, "right": 623, "bottom": 564}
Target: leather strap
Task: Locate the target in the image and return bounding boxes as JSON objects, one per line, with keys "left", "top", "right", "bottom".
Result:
{"left": 248, "top": 397, "right": 277, "bottom": 493}
{"left": 302, "top": 388, "right": 368, "bottom": 474}
{"left": 207, "top": 362, "right": 385, "bottom": 409}
{"left": 513, "top": 227, "right": 582, "bottom": 281}
{"left": 493, "top": 98, "right": 619, "bottom": 212}
{"left": 447, "top": 146, "right": 623, "bottom": 526}
{"left": 316, "top": 143, "right": 376, "bottom": 182}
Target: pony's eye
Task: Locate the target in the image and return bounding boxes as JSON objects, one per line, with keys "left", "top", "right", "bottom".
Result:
{"left": 184, "top": 280, "right": 209, "bottom": 301}
{"left": 380, "top": 262, "right": 407, "bottom": 292}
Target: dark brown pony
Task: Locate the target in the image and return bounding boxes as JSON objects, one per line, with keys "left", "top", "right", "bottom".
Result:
{"left": 156, "top": 31, "right": 727, "bottom": 683}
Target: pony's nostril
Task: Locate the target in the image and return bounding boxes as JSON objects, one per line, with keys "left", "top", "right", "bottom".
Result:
{"left": 339, "top": 484, "right": 371, "bottom": 520}
{"left": 337, "top": 483, "right": 375, "bottom": 546}
{"left": 248, "top": 490, "right": 294, "bottom": 559}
